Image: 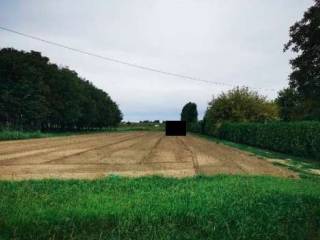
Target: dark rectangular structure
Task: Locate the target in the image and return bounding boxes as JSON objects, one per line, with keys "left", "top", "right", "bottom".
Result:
{"left": 165, "top": 121, "right": 186, "bottom": 136}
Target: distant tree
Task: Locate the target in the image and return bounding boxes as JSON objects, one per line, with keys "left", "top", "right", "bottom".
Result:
{"left": 204, "top": 87, "right": 278, "bottom": 134}
{"left": 181, "top": 102, "right": 198, "bottom": 123}
{"left": 283, "top": 0, "right": 320, "bottom": 120}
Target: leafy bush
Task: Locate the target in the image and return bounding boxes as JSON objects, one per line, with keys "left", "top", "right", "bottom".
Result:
{"left": 188, "top": 121, "right": 203, "bottom": 133}
{"left": 204, "top": 87, "right": 279, "bottom": 127}
{"left": 216, "top": 121, "right": 320, "bottom": 160}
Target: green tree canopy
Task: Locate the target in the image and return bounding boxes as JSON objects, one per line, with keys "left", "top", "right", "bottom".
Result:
{"left": 181, "top": 102, "right": 198, "bottom": 124}
{"left": 0, "top": 48, "right": 122, "bottom": 131}
{"left": 276, "top": 88, "right": 305, "bottom": 121}
{"left": 283, "top": 0, "right": 320, "bottom": 120}
{"left": 204, "top": 87, "right": 278, "bottom": 134}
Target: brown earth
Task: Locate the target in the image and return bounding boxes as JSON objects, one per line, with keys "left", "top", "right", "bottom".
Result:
{"left": 0, "top": 132, "right": 297, "bottom": 180}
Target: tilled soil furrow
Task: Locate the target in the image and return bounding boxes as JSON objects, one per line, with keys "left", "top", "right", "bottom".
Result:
{"left": 176, "top": 137, "right": 199, "bottom": 173}
{"left": 0, "top": 162, "right": 194, "bottom": 175}
{"left": 182, "top": 136, "right": 247, "bottom": 174}
{"left": 0, "top": 132, "right": 144, "bottom": 165}
{"left": 42, "top": 132, "right": 146, "bottom": 164}
{"left": 0, "top": 133, "right": 107, "bottom": 154}
{"left": 46, "top": 132, "right": 157, "bottom": 165}
{"left": 0, "top": 133, "right": 128, "bottom": 157}
{"left": 99, "top": 132, "right": 163, "bottom": 164}
{"left": 185, "top": 135, "right": 297, "bottom": 178}
{"left": 0, "top": 132, "right": 297, "bottom": 180}
{"left": 140, "top": 134, "right": 164, "bottom": 164}
{"left": 146, "top": 136, "right": 194, "bottom": 164}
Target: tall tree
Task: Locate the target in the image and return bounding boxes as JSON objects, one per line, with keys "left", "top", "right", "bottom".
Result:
{"left": 283, "top": 0, "right": 320, "bottom": 120}
{"left": 181, "top": 102, "right": 198, "bottom": 123}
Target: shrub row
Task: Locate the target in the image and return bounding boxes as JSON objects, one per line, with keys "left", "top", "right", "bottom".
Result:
{"left": 216, "top": 121, "right": 320, "bottom": 160}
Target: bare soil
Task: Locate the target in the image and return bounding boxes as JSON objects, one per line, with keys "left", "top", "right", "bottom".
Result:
{"left": 0, "top": 132, "right": 297, "bottom": 180}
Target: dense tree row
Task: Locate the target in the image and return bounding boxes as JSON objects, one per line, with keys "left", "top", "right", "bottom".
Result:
{"left": 0, "top": 48, "right": 122, "bottom": 131}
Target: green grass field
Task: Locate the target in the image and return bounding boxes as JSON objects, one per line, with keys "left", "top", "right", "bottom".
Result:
{"left": 1, "top": 175, "right": 320, "bottom": 239}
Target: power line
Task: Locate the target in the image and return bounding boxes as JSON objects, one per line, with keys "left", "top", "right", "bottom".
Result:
{"left": 0, "top": 25, "right": 277, "bottom": 91}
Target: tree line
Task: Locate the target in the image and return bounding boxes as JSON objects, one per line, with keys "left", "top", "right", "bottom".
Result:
{"left": 181, "top": 0, "right": 320, "bottom": 131}
{"left": 0, "top": 48, "right": 122, "bottom": 131}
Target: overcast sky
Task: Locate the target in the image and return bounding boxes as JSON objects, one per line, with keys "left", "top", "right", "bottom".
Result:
{"left": 0, "top": 0, "right": 313, "bottom": 121}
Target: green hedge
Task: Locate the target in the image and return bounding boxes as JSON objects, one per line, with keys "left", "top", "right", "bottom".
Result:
{"left": 216, "top": 121, "right": 320, "bottom": 160}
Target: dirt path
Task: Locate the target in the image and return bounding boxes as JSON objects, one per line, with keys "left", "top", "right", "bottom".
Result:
{"left": 0, "top": 132, "right": 297, "bottom": 180}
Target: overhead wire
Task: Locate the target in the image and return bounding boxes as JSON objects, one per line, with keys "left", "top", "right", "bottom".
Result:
{"left": 0, "top": 26, "right": 277, "bottom": 92}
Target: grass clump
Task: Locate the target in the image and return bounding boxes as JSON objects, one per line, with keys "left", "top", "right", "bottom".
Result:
{"left": 0, "top": 175, "right": 320, "bottom": 239}
{"left": 0, "top": 130, "right": 91, "bottom": 141}
{"left": 0, "top": 130, "right": 54, "bottom": 141}
{"left": 0, "top": 126, "right": 163, "bottom": 141}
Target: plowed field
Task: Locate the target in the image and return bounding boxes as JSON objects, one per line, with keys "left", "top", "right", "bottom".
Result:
{"left": 0, "top": 132, "right": 297, "bottom": 179}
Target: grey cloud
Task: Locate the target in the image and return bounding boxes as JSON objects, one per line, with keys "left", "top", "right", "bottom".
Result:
{"left": 0, "top": 0, "right": 313, "bottom": 121}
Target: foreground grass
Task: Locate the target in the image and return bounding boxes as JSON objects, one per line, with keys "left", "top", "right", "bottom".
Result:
{"left": 0, "top": 175, "right": 320, "bottom": 239}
